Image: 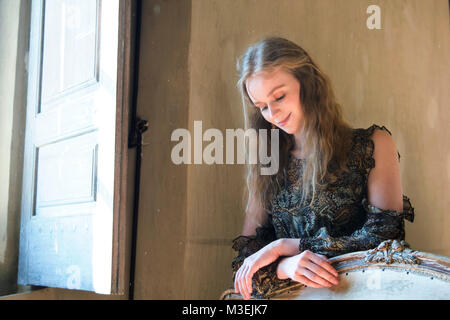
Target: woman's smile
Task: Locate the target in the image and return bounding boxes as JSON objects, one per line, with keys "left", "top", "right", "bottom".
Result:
{"left": 276, "top": 113, "right": 291, "bottom": 127}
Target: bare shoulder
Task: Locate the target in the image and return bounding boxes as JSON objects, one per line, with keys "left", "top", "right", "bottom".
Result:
{"left": 367, "top": 126, "right": 403, "bottom": 212}
{"left": 370, "top": 127, "right": 398, "bottom": 156}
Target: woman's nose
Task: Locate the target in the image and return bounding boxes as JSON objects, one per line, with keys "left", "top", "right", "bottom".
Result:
{"left": 268, "top": 104, "right": 281, "bottom": 120}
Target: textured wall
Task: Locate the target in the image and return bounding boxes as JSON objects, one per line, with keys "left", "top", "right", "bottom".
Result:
{"left": 0, "top": 0, "right": 20, "bottom": 265}
{"left": 134, "top": 0, "right": 449, "bottom": 299}
{"left": 0, "top": 0, "right": 29, "bottom": 296}
{"left": 133, "top": 0, "right": 192, "bottom": 299}
{"left": 183, "top": 0, "right": 449, "bottom": 298}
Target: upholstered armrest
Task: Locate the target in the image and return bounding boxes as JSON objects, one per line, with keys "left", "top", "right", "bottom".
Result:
{"left": 221, "top": 240, "right": 450, "bottom": 300}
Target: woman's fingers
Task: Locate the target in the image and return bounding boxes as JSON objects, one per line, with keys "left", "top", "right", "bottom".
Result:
{"left": 244, "top": 266, "right": 254, "bottom": 296}
{"left": 309, "top": 253, "right": 339, "bottom": 278}
{"left": 235, "top": 265, "right": 248, "bottom": 299}
{"left": 241, "top": 265, "right": 251, "bottom": 299}
{"left": 293, "top": 273, "right": 324, "bottom": 288}
{"left": 238, "top": 266, "right": 249, "bottom": 299}
{"left": 238, "top": 263, "right": 255, "bottom": 300}
{"left": 303, "top": 260, "right": 339, "bottom": 286}
{"left": 234, "top": 266, "right": 242, "bottom": 293}
{"left": 300, "top": 266, "right": 335, "bottom": 287}
{"left": 234, "top": 261, "right": 258, "bottom": 300}
{"left": 236, "top": 251, "right": 340, "bottom": 299}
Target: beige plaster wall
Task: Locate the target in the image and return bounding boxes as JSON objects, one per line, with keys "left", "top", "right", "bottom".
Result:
{"left": 0, "top": 0, "right": 29, "bottom": 296}
{"left": 0, "top": 0, "right": 20, "bottom": 265}
{"left": 134, "top": 0, "right": 449, "bottom": 299}
{"left": 133, "top": 0, "right": 192, "bottom": 299}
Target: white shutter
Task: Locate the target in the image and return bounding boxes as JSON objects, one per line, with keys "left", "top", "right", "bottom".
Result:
{"left": 18, "top": 0, "right": 120, "bottom": 294}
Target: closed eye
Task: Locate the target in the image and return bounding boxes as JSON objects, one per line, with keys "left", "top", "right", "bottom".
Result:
{"left": 275, "top": 94, "right": 285, "bottom": 102}
{"left": 260, "top": 94, "right": 285, "bottom": 111}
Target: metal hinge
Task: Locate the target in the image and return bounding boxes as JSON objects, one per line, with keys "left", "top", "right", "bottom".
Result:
{"left": 128, "top": 117, "right": 149, "bottom": 150}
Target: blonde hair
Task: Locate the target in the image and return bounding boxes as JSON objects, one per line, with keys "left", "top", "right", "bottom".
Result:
{"left": 236, "top": 36, "right": 353, "bottom": 221}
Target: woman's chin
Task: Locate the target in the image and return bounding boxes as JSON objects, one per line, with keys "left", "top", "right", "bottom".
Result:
{"left": 280, "top": 124, "right": 294, "bottom": 134}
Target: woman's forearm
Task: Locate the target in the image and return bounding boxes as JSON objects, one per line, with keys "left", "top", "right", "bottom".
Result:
{"left": 276, "top": 256, "right": 291, "bottom": 279}
{"left": 276, "top": 238, "right": 301, "bottom": 256}
{"left": 273, "top": 238, "right": 300, "bottom": 280}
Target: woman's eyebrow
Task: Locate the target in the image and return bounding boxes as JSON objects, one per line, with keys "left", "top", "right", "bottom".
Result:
{"left": 252, "top": 84, "right": 286, "bottom": 104}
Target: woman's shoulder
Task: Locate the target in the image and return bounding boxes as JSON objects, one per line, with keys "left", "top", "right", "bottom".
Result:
{"left": 351, "top": 123, "right": 393, "bottom": 139}
{"left": 347, "top": 123, "right": 400, "bottom": 171}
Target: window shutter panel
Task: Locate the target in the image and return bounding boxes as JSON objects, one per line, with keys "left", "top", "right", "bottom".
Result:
{"left": 18, "top": 0, "right": 120, "bottom": 294}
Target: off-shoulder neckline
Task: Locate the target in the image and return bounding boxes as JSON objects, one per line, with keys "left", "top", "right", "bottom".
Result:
{"left": 287, "top": 124, "right": 387, "bottom": 163}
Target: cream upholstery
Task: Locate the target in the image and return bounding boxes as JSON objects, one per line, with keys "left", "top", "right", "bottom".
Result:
{"left": 221, "top": 240, "right": 450, "bottom": 300}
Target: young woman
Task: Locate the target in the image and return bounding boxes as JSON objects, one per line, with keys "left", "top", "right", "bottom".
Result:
{"left": 232, "top": 37, "right": 415, "bottom": 300}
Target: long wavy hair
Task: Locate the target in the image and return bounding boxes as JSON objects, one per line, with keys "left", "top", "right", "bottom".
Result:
{"left": 237, "top": 36, "right": 353, "bottom": 226}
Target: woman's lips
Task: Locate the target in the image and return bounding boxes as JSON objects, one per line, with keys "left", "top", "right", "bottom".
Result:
{"left": 278, "top": 113, "right": 291, "bottom": 127}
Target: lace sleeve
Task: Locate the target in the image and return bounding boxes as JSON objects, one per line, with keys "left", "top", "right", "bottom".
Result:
{"left": 231, "top": 215, "right": 294, "bottom": 299}
{"left": 298, "top": 195, "right": 415, "bottom": 257}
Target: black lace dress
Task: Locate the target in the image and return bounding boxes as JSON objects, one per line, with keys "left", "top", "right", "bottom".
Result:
{"left": 231, "top": 124, "right": 415, "bottom": 299}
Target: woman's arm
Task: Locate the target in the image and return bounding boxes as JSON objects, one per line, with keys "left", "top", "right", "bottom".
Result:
{"left": 241, "top": 191, "right": 269, "bottom": 236}
{"left": 233, "top": 192, "right": 293, "bottom": 300}
{"left": 275, "top": 128, "right": 412, "bottom": 283}
{"left": 283, "top": 128, "right": 413, "bottom": 259}
{"left": 367, "top": 127, "right": 403, "bottom": 212}
{"left": 274, "top": 239, "right": 339, "bottom": 287}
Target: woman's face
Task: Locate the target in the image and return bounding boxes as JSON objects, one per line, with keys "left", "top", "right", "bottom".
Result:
{"left": 245, "top": 67, "right": 304, "bottom": 135}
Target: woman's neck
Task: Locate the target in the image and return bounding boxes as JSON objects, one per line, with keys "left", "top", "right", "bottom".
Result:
{"left": 291, "top": 129, "right": 306, "bottom": 159}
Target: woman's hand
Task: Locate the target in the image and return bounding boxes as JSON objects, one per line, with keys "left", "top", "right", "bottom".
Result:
{"left": 277, "top": 250, "right": 339, "bottom": 288}
{"left": 234, "top": 239, "right": 283, "bottom": 300}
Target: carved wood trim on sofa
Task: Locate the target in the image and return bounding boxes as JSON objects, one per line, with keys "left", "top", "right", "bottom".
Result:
{"left": 221, "top": 240, "right": 450, "bottom": 300}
